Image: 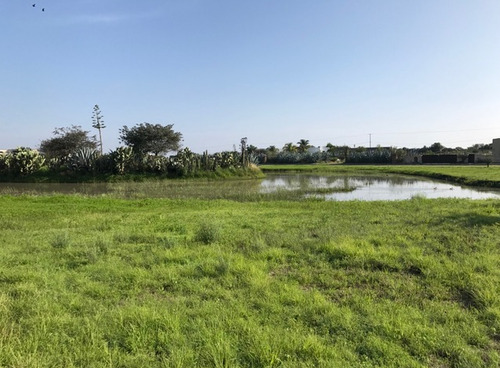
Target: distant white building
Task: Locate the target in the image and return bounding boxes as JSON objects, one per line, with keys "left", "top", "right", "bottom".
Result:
{"left": 493, "top": 138, "right": 500, "bottom": 163}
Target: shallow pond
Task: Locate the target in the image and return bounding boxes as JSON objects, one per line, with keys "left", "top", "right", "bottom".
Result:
{"left": 260, "top": 174, "right": 500, "bottom": 201}
{"left": 0, "top": 173, "right": 499, "bottom": 201}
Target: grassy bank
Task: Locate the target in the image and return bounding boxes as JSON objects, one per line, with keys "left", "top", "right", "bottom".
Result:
{"left": 1, "top": 194, "right": 500, "bottom": 367}
{"left": 0, "top": 165, "right": 264, "bottom": 183}
{"left": 261, "top": 164, "right": 500, "bottom": 188}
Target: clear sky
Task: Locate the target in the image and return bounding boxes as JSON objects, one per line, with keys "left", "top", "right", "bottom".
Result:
{"left": 1, "top": 0, "right": 500, "bottom": 153}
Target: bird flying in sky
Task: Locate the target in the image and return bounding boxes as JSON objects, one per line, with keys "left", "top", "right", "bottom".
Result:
{"left": 31, "top": 3, "right": 45, "bottom": 12}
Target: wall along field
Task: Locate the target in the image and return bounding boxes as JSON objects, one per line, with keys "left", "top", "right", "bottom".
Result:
{"left": 1, "top": 172, "right": 500, "bottom": 366}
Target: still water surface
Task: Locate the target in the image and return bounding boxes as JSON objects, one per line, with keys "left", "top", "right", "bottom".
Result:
{"left": 0, "top": 174, "right": 499, "bottom": 201}
{"left": 260, "top": 174, "right": 500, "bottom": 201}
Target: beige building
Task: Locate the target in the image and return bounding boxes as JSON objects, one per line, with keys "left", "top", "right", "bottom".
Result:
{"left": 493, "top": 139, "right": 500, "bottom": 163}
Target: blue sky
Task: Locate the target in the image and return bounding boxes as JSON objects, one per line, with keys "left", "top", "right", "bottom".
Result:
{"left": 1, "top": 0, "right": 500, "bottom": 153}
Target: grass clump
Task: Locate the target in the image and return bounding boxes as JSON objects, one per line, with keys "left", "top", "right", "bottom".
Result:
{"left": 50, "top": 232, "right": 71, "bottom": 249}
{"left": 194, "top": 221, "right": 221, "bottom": 244}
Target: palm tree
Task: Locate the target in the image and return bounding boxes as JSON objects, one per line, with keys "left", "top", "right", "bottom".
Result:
{"left": 282, "top": 142, "right": 297, "bottom": 153}
{"left": 297, "top": 139, "right": 311, "bottom": 153}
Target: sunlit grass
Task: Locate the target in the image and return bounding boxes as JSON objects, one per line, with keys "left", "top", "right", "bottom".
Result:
{"left": 0, "top": 194, "right": 500, "bottom": 366}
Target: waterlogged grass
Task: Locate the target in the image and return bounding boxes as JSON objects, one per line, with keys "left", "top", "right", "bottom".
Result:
{"left": 0, "top": 178, "right": 356, "bottom": 200}
{"left": 1, "top": 194, "right": 500, "bottom": 367}
{"left": 261, "top": 164, "right": 500, "bottom": 188}
{"left": 0, "top": 166, "right": 265, "bottom": 183}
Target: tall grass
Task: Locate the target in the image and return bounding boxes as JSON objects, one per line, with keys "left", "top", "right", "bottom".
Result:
{"left": 0, "top": 194, "right": 499, "bottom": 366}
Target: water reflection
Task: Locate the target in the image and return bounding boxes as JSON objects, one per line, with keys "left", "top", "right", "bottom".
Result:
{"left": 0, "top": 174, "right": 499, "bottom": 201}
{"left": 259, "top": 174, "right": 500, "bottom": 201}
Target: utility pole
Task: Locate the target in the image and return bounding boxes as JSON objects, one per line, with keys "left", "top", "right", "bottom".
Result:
{"left": 369, "top": 133, "right": 372, "bottom": 149}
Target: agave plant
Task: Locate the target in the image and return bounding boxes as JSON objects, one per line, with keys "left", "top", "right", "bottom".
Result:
{"left": 68, "top": 147, "right": 99, "bottom": 173}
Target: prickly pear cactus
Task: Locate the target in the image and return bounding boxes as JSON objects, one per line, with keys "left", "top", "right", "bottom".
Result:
{"left": 7, "top": 147, "right": 45, "bottom": 175}
{"left": 112, "top": 146, "right": 133, "bottom": 174}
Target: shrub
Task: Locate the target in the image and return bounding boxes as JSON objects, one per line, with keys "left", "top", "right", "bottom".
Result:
{"left": 6, "top": 147, "right": 46, "bottom": 175}
{"left": 111, "top": 147, "right": 134, "bottom": 174}
{"left": 0, "top": 153, "right": 8, "bottom": 175}
{"left": 266, "top": 151, "right": 334, "bottom": 164}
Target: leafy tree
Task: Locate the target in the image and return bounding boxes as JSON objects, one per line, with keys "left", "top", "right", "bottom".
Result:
{"left": 468, "top": 143, "right": 492, "bottom": 153}
{"left": 247, "top": 145, "right": 258, "bottom": 155}
{"left": 297, "top": 139, "right": 311, "bottom": 153}
{"left": 325, "top": 143, "right": 335, "bottom": 153}
{"left": 266, "top": 145, "right": 279, "bottom": 154}
{"left": 39, "top": 125, "right": 97, "bottom": 160}
{"left": 92, "top": 105, "right": 106, "bottom": 155}
{"left": 429, "top": 142, "right": 444, "bottom": 153}
{"left": 119, "top": 123, "right": 182, "bottom": 156}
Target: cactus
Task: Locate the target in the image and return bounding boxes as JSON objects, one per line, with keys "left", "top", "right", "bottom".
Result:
{"left": 7, "top": 147, "right": 46, "bottom": 175}
{"left": 0, "top": 153, "right": 8, "bottom": 175}
{"left": 111, "top": 146, "right": 133, "bottom": 175}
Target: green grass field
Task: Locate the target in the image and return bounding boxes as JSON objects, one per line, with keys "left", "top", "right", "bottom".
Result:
{"left": 1, "top": 166, "right": 500, "bottom": 367}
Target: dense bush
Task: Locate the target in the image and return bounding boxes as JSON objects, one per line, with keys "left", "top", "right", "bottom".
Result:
{"left": 346, "top": 149, "right": 392, "bottom": 164}
{"left": 110, "top": 147, "right": 134, "bottom": 174}
{"left": 266, "top": 151, "right": 335, "bottom": 164}
{"left": 0, "top": 146, "right": 253, "bottom": 179}
{"left": 1, "top": 147, "right": 46, "bottom": 175}
{"left": 0, "top": 154, "right": 8, "bottom": 174}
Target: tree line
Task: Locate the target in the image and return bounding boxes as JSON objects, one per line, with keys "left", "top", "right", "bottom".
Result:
{"left": 0, "top": 120, "right": 254, "bottom": 177}
{"left": 0, "top": 107, "right": 494, "bottom": 177}
{"left": 251, "top": 140, "right": 494, "bottom": 165}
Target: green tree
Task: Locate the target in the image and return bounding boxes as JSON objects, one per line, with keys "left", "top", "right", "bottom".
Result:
{"left": 297, "top": 139, "right": 311, "bottom": 153}
{"left": 119, "top": 123, "right": 182, "bottom": 156}
{"left": 247, "top": 145, "right": 258, "bottom": 155}
{"left": 92, "top": 105, "right": 106, "bottom": 155}
{"left": 282, "top": 142, "right": 297, "bottom": 152}
{"left": 325, "top": 143, "right": 336, "bottom": 154}
{"left": 39, "top": 125, "right": 97, "bottom": 160}
{"left": 430, "top": 142, "right": 444, "bottom": 153}
{"left": 266, "top": 145, "right": 279, "bottom": 154}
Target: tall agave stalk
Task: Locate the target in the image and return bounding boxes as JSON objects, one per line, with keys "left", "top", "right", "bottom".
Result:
{"left": 92, "top": 105, "right": 106, "bottom": 156}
